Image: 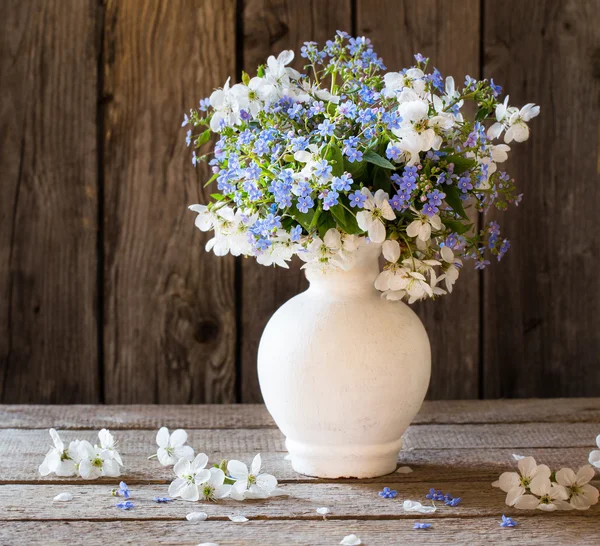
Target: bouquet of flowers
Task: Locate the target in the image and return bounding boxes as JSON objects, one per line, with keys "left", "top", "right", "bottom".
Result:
{"left": 183, "top": 31, "right": 539, "bottom": 304}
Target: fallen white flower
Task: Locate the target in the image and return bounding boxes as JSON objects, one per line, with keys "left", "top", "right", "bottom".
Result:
{"left": 396, "top": 466, "right": 413, "bottom": 474}
{"left": 403, "top": 500, "right": 437, "bottom": 513}
{"left": 228, "top": 454, "right": 278, "bottom": 500}
{"left": 186, "top": 512, "right": 208, "bottom": 522}
{"left": 53, "top": 492, "right": 73, "bottom": 502}
{"left": 155, "top": 427, "right": 195, "bottom": 466}
{"left": 555, "top": 465, "right": 599, "bottom": 510}
{"left": 39, "top": 429, "right": 77, "bottom": 477}
{"left": 340, "top": 534, "right": 361, "bottom": 545}
{"left": 496, "top": 456, "right": 551, "bottom": 507}
{"left": 316, "top": 507, "right": 330, "bottom": 515}
{"left": 228, "top": 515, "right": 249, "bottom": 523}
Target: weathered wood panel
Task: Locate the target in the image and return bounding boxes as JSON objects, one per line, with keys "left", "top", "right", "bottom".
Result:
{"left": 356, "top": 0, "right": 482, "bottom": 399}
{"left": 482, "top": 0, "right": 600, "bottom": 397}
{"left": 102, "top": 0, "right": 237, "bottom": 403}
{"left": 2, "top": 517, "right": 599, "bottom": 546}
{"left": 239, "top": 0, "right": 352, "bottom": 402}
{"left": 1, "top": 398, "right": 598, "bottom": 429}
{"left": 0, "top": 0, "right": 100, "bottom": 403}
{"left": 2, "top": 481, "right": 598, "bottom": 520}
{"left": 2, "top": 423, "right": 597, "bottom": 485}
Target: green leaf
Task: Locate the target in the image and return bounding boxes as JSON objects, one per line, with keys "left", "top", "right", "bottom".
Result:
{"left": 364, "top": 150, "right": 395, "bottom": 170}
{"left": 442, "top": 218, "right": 473, "bottom": 235}
{"left": 210, "top": 193, "right": 225, "bottom": 201}
{"left": 196, "top": 129, "right": 211, "bottom": 147}
{"left": 372, "top": 167, "right": 392, "bottom": 194}
{"left": 317, "top": 211, "right": 336, "bottom": 238}
{"left": 330, "top": 204, "right": 361, "bottom": 235}
{"left": 444, "top": 184, "right": 469, "bottom": 220}
{"left": 241, "top": 71, "right": 250, "bottom": 85}
{"left": 325, "top": 144, "right": 345, "bottom": 177}
{"left": 257, "top": 65, "right": 265, "bottom": 77}
{"left": 344, "top": 158, "right": 368, "bottom": 181}
{"left": 203, "top": 171, "right": 219, "bottom": 187}
{"left": 292, "top": 205, "right": 315, "bottom": 231}
{"left": 446, "top": 154, "right": 477, "bottom": 175}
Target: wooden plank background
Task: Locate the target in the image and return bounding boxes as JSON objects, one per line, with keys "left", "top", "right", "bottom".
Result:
{"left": 0, "top": 0, "right": 598, "bottom": 403}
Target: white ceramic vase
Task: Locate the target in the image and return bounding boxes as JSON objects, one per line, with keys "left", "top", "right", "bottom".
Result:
{"left": 257, "top": 242, "right": 431, "bottom": 478}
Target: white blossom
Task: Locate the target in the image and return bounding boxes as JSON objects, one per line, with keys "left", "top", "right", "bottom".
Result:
{"left": 39, "top": 429, "right": 77, "bottom": 477}
{"left": 77, "top": 440, "right": 122, "bottom": 480}
{"left": 555, "top": 465, "right": 599, "bottom": 510}
{"left": 168, "top": 454, "right": 212, "bottom": 501}
{"left": 356, "top": 188, "right": 395, "bottom": 243}
{"left": 496, "top": 456, "right": 551, "bottom": 507}
{"left": 155, "top": 427, "right": 195, "bottom": 466}
{"left": 514, "top": 475, "right": 570, "bottom": 511}
{"left": 227, "top": 453, "right": 278, "bottom": 500}
{"left": 198, "top": 467, "right": 232, "bottom": 501}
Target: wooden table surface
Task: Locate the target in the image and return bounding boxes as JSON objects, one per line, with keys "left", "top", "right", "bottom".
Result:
{"left": 0, "top": 399, "right": 599, "bottom": 545}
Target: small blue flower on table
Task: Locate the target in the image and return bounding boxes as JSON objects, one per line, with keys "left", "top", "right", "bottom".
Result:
{"left": 115, "top": 500, "right": 134, "bottom": 510}
{"left": 378, "top": 487, "right": 397, "bottom": 499}
{"left": 500, "top": 515, "right": 518, "bottom": 527}
{"left": 153, "top": 497, "right": 173, "bottom": 503}
{"left": 111, "top": 481, "right": 130, "bottom": 498}
{"left": 413, "top": 522, "right": 432, "bottom": 530}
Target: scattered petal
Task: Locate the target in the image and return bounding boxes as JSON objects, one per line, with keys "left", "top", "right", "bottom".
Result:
{"left": 228, "top": 515, "right": 249, "bottom": 523}
{"left": 186, "top": 512, "right": 208, "bottom": 522}
{"left": 53, "top": 492, "right": 73, "bottom": 502}
{"left": 340, "top": 534, "right": 362, "bottom": 545}
{"left": 115, "top": 501, "right": 134, "bottom": 510}
{"left": 316, "top": 507, "right": 330, "bottom": 515}
{"left": 512, "top": 454, "right": 526, "bottom": 461}
{"left": 403, "top": 500, "right": 437, "bottom": 514}
{"left": 197, "top": 543, "right": 219, "bottom": 546}
{"left": 413, "top": 522, "right": 432, "bottom": 529}
{"left": 396, "top": 466, "right": 413, "bottom": 474}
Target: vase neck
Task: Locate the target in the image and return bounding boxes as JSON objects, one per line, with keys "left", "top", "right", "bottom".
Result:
{"left": 305, "top": 243, "right": 382, "bottom": 296}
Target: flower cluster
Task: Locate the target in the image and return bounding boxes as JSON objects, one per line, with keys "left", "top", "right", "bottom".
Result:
{"left": 150, "top": 428, "right": 280, "bottom": 502}
{"left": 493, "top": 456, "right": 599, "bottom": 511}
{"left": 425, "top": 488, "right": 461, "bottom": 506}
{"left": 39, "top": 428, "right": 123, "bottom": 479}
{"left": 185, "top": 32, "right": 539, "bottom": 304}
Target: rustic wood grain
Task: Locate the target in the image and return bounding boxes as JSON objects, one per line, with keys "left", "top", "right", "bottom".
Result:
{"left": 1, "top": 517, "right": 599, "bottom": 545}
{"left": 1, "top": 398, "right": 597, "bottom": 429}
{"left": 239, "top": 0, "right": 352, "bottom": 402}
{"left": 102, "top": 0, "right": 237, "bottom": 403}
{"left": 356, "top": 0, "right": 482, "bottom": 400}
{"left": 2, "top": 446, "right": 593, "bottom": 486}
{"left": 2, "top": 482, "right": 598, "bottom": 521}
{"left": 482, "top": 0, "right": 600, "bottom": 397}
{"left": 0, "top": 0, "right": 100, "bottom": 403}
{"left": 2, "top": 423, "right": 597, "bottom": 484}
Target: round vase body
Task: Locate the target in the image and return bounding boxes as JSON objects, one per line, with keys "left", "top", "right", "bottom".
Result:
{"left": 257, "top": 243, "right": 431, "bottom": 478}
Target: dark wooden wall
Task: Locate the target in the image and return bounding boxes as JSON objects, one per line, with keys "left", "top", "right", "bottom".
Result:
{"left": 1, "top": 0, "right": 598, "bottom": 404}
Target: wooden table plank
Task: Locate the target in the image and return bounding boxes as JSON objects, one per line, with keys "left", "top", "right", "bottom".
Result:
{"left": 2, "top": 482, "right": 598, "bottom": 521}
{"left": 1, "top": 517, "right": 598, "bottom": 545}
{"left": 1, "top": 398, "right": 598, "bottom": 429}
